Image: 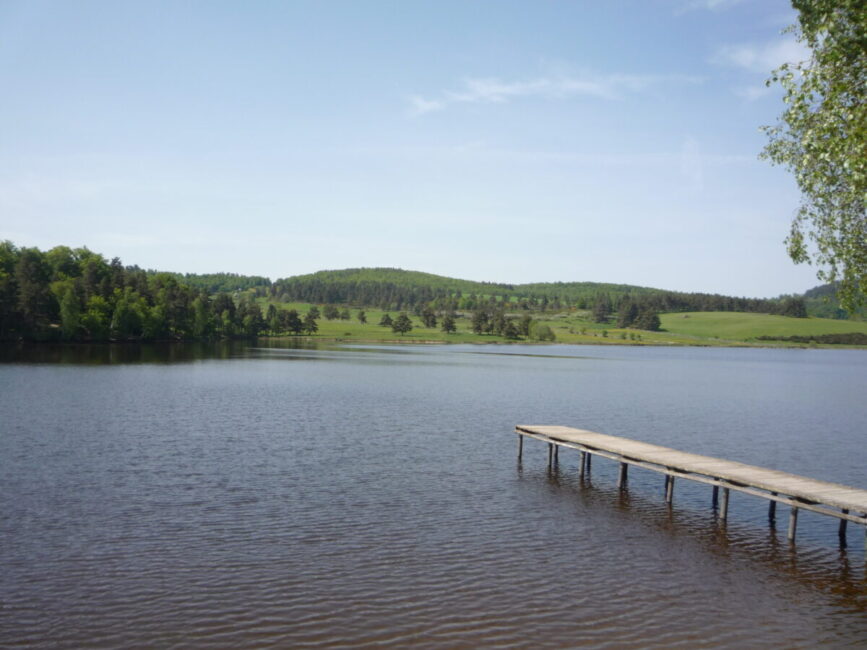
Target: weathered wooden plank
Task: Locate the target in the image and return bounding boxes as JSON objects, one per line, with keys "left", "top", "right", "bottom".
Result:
{"left": 516, "top": 425, "right": 867, "bottom": 514}
{"left": 514, "top": 428, "right": 867, "bottom": 526}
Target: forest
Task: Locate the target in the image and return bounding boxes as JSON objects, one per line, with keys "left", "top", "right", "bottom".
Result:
{"left": 268, "top": 268, "right": 807, "bottom": 318}
{"left": 0, "top": 242, "right": 269, "bottom": 342}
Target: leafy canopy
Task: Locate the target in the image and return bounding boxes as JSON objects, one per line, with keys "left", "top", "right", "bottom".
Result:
{"left": 762, "top": 0, "right": 866, "bottom": 311}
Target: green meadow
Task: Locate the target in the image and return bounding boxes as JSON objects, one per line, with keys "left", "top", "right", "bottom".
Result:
{"left": 659, "top": 311, "right": 867, "bottom": 343}
{"left": 260, "top": 300, "right": 867, "bottom": 348}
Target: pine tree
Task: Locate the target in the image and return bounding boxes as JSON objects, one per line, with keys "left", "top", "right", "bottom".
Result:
{"left": 592, "top": 294, "right": 611, "bottom": 323}
{"left": 391, "top": 312, "right": 413, "bottom": 335}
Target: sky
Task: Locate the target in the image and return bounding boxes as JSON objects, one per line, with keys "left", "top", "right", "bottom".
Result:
{"left": 0, "top": 0, "right": 821, "bottom": 297}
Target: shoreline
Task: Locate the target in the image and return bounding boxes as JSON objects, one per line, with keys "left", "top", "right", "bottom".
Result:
{"left": 2, "top": 334, "right": 866, "bottom": 351}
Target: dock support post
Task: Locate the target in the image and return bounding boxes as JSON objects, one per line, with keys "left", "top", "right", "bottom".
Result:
{"left": 517, "top": 435, "right": 523, "bottom": 461}
{"left": 719, "top": 488, "right": 730, "bottom": 521}
{"left": 547, "top": 443, "right": 553, "bottom": 469}
{"left": 788, "top": 507, "right": 799, "bottom": 542}
{"left": 768, "top": 493, "right": 777, "bottom": 524}
{"left": 712, "top": 485, "right": 719, "bottom": 508}
{"left": 665, "top": 475, "right": 675, "bottom": 504}
{"left": 554, "top": 444, "right": 559, "bottom": 465}
{"left": 585, "top": 453, "right": 591, "bottom": 472}
{"left": 579, "top": 451, "right": 586, "bottom": 477}
{"left": 618, "top": 462, "right": 628, "bottom": 489}
{"left": 839, "top": 510, "right": 848, "bottom": 548}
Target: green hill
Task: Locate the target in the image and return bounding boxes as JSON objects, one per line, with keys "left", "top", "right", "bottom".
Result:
{"left": 275, "top": 267, "right": 665, "bottom": 301}
{"left": 271, "top": 267, "right": 779, "bottom": 314}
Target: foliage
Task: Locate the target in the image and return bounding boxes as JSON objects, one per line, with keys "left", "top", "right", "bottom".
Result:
{"left": 528, "top": 322, "right": 556, "bottom": 341}
{"left": 778, "top": 296, "right": 808, "bottom": 318}
{"left": 270, "top": 267, "right": 787, "bottom": 316}
{"left": 762, "top": 0, "right": 866, "bottom": 311}
{"left": 0, "top": 242, "right": 265, "bottom": 342}
{"left": 633, "top": 309, "right": 661, "bottom": 331}
{"left": 154, "top": 271, "right": 271, "bottom": 293}
{"left": 391, "top": 313, "right": 413, "bottom": 335}
{"left": 420, "top": 306, "right": 437, "bottom": 328}
{"left": 616, "top": 299, "right": 639, "bottom": 328}
{"left": 302, "top": 311, "right": 319, "bottom": 334}
{"left": 592, "top": 293, "right": 612, "bottom": 323}
{"left": 801, "top": 282, "right": 866, "bottom": 319}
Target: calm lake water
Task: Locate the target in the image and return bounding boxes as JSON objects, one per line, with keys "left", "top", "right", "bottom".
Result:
{"left": 1, "top": 341, "right": 866, "bottom": 648}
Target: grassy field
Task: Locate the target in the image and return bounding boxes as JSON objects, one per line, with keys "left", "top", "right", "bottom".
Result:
{"left": 660, "top": 311, "right": 867, "bottom": 342}
{"left": 257, "top": 299, "right": 867, "bottom": 348}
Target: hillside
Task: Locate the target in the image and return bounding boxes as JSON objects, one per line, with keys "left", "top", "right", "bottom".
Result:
{"left": 270, "top": 267, "right": 780, "bottom": 314}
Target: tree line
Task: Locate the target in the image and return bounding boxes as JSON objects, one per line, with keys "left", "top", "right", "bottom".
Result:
{"left": 270, "top": 268, "right": 807, "bottom": 317}
{"left": 0, "top": 242, "right": 278, "bottom": 342}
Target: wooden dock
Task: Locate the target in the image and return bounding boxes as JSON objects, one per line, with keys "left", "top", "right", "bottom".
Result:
{"left": 516, "top": 425, "right": 867, "bottom": 547}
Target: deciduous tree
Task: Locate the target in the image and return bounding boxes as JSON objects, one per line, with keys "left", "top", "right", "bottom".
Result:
{"left": 762, "top": 0, "right": 866, "bottom": 311}
{"left": 302, "top": 311, "right": 318, "bottom": 334}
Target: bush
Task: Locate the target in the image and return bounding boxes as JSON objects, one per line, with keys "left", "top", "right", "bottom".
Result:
{"left": 529, "top": 322, "right": 556, "bottom": 341}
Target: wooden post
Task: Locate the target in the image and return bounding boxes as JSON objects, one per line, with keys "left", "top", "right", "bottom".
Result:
{"left": 768, "top": 493, "right": 777, "bottom": 524}
{"left": 719, "top": 488, "right": 730, "bottom": 521}
{"left": 665, "top": 475, "right": 675, "bottom": 504}
{"left": 547, "top": 443, "right": 553, "bottom": 469}
{"left": 618, "top": 462, "right": 628, "bottom": 489}
{"left": 712, "top": 485, "right": 719, "bottom": 508}
{"left": 839, "top": 509, "right": 848, "bottom": 548}
{"left": 579, "top": 451, "right": 586, "bottom": 477}
{"left": 517, "top": 435, "right": 523, "bottom": 461}
{"left": 585, "top": 453, "right": 591, "bottom": 472}
{"left": 554, "top": 444, "right": 559, "bottom": 465}
{"left": 788, "top": 507, "right": 799, "bottom": 542}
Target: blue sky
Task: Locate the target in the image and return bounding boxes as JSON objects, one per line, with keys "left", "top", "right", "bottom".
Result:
{"left": 0, "top": 0, "right": 819, "bottom": 297}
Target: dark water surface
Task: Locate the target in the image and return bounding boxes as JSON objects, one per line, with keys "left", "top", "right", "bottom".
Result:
{"left": 2, "top": 342, "right": 866, "bottom": 648}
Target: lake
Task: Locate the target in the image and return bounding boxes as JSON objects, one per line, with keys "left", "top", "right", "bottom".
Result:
{"left": 1, "top": 341, "right": 866, "bottom": 647}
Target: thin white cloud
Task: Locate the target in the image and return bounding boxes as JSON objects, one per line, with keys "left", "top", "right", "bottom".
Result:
{"left": 409, "top": 73, "right": 703, "bottom": 115}
{"left": 409, "top": 95, "right": 446, "bottom": 115}
{"left": 712, "top": 38, "right": 809, "bottom": 73}
{"left": 711, "top": 38, "right": 810, "bottom": 100}
{"left": 675, "top": 0, "right": 747, "bottom": 15}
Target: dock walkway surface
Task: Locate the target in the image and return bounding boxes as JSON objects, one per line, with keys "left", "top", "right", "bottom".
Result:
{"left": 516, "top": 425, "right": 867, "bottom": 546}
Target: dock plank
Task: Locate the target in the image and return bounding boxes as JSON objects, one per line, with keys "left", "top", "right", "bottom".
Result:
{"left": 516, "top": 425, "right": 867, "bottom": 514}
